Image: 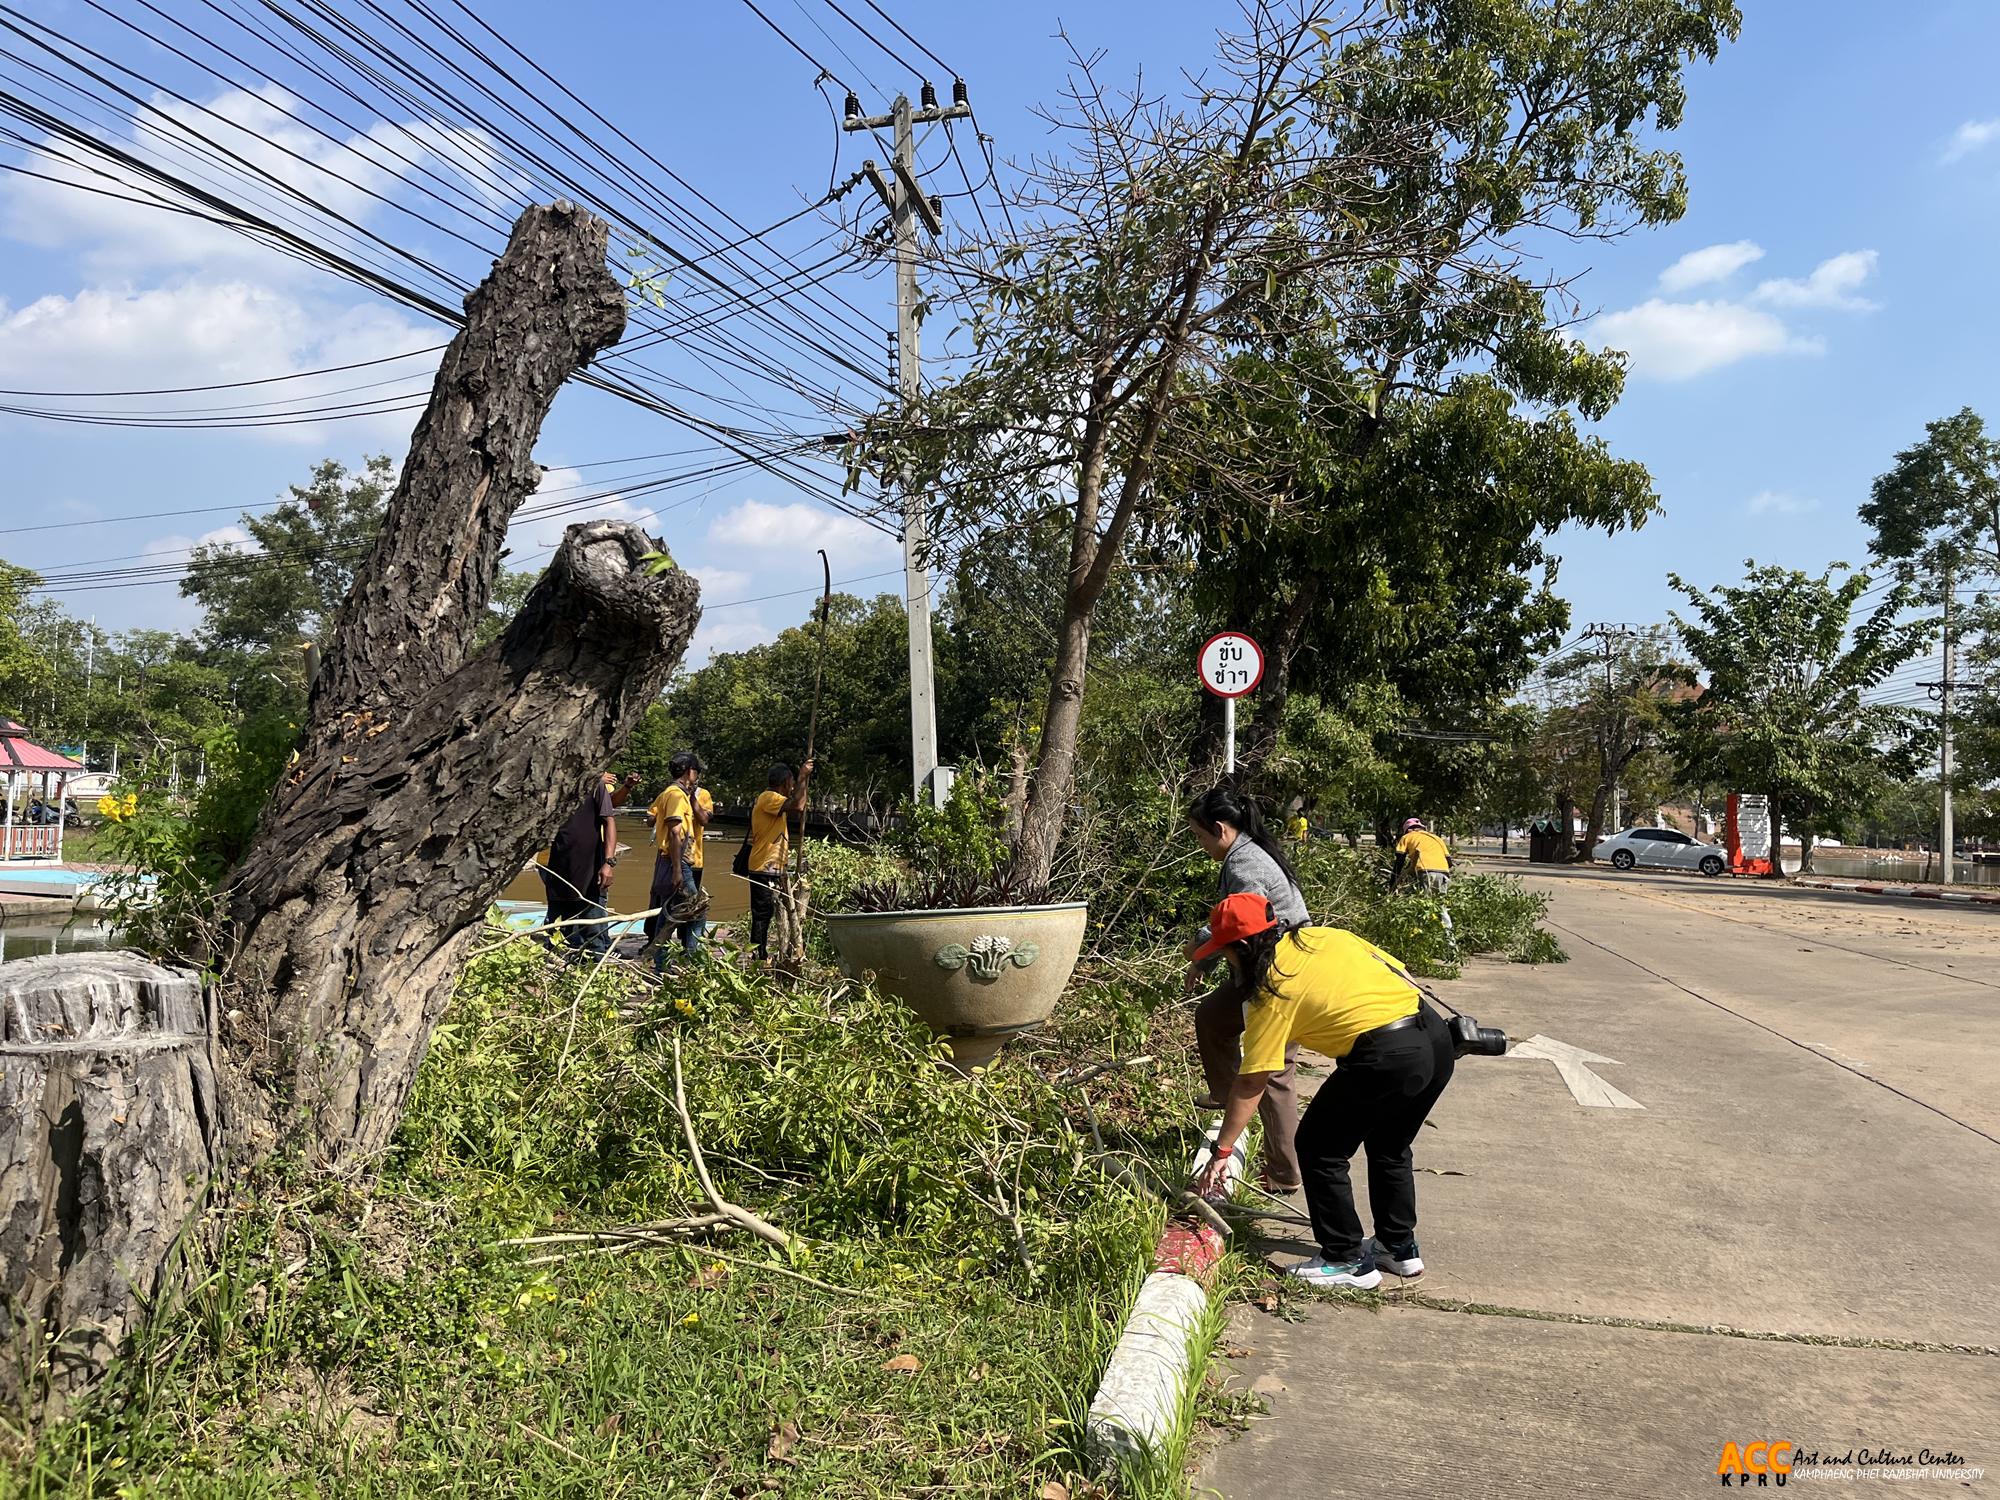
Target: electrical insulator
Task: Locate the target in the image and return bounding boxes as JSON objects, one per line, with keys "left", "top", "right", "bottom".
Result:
{"left": 920, "top": 80, "right": 938, "bottom": 109}
{"left": 952, "top": 78, "right": 968, "bottom": 108}
{"left": 844, "top": 91, "right": 861, "bottom": 122}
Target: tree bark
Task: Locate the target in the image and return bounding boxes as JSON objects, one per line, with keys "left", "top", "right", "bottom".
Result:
{"left": 222, "top": 523, "right": 699, "bottom": 1164}
{"left": 1797, "top": 826, "right": 1816, "bottom": 875}
{"left": 215, "top": 203, "right": 682, "bottom": 1171}
{"left": 1765, "top": 795, "right": 1788, "bottom": 878}
{"left": 308, "top": 201, "right": 628, "bottom": 733}
{"left": 1236, "top": 577, "right": 1320, "bottom": 783}
{"left": 0, "top": 955, "right": 214, "bottom": 1414}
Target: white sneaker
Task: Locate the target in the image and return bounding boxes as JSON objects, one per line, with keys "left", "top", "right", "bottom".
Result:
{"left": 1287, "top": 1254, "right": 1381, "bottom": 1290}
{"left": 1367, "top": 1238, "right": 1424, "bottom": 1278}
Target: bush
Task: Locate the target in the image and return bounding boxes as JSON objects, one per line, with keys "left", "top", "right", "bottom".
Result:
{"left": 94, "top": 711, "right": 296, "bottom": 962}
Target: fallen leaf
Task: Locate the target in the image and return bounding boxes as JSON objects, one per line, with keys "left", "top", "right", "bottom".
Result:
{"left": 595, "top": 1412, "right": 622, "bottom": 1438}
{"left": 1040, "top": 1483, "right": 1071, "bottom": 1500}
{"left": 1218, "top": 1344, "right": 1254, "bottom": 1359}
{"left": 1253, "top": 1295, "right": 1280, "bottom": 1313}
{"left": 968, "top": 1361, "right": 990, "bottom": 1383}
{"left": 766, "top": 1420, "right": 799, "bottom": 1463}
{"left": 880, "top": 1354, "right": 922, "bottom": 1375}
{"left": 691, "top": 1260, "right": 730, "bottom": 1290}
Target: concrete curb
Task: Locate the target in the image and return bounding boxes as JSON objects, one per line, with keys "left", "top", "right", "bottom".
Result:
{"left": 1792, "top": 876, "right": 2000, "bottom": 909}
{"left": 1084, "top": 1133, "right": 1236, "bottom": 1467}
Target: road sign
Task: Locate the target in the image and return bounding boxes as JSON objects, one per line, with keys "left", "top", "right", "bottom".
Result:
{"left": 1505, "top": 1034, "right": 1644, "bottom": 1109}
{"left": 1198, "top": 633, "right": 1262, "bottom": 774}
{"left": 1198, "top": 632, "right": 1263, "bottom": 698}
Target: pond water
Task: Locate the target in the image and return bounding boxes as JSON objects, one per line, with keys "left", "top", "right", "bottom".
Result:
{"left": 500, "top": 826, "right": 752, "bottom": 924}
{"left": 1802, "top": 851, "right": 2000, "bottom": 887}
{"left": 0, "top": 917, "right": 124, "bottom": 962}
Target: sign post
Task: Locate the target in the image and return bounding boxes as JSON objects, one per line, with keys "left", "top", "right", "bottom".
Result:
{"left": 1198, "top": 632, "right": 1264, "bottom": 774}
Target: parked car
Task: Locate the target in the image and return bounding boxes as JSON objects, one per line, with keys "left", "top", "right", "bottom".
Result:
{"left": 1596, "top": 826, "right": 1728, "bottom": 877}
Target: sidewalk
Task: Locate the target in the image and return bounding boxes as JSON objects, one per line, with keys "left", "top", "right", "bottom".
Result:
{"left": 1196, "top": 866, "right": 2000, "bottom": 1497}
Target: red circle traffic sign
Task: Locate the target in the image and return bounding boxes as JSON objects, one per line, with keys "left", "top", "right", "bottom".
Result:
{"left": 1198, "top": 632, "right": 1264, "bottom": 698}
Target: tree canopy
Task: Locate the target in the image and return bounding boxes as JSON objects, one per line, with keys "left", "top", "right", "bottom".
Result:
{"left": 1665, "top": 563, "right": 1930, "bottom": 870}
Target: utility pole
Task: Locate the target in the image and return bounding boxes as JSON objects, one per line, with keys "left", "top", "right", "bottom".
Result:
{"left": 1940, "top": 564, "right": 1955, "bottom": 886}
{"left": 846, "top": 80, "right": 971, "bottom": 809}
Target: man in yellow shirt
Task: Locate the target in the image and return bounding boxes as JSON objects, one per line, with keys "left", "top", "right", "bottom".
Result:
{"left": 646, "top": 750, "right": 712, "bottom": 961}
{"left": 1191, "top": 892, "right": 1456, "bottom": 1290}
{"left": 1392, "top": 817, "right": 1452, "bottom": 894}
{"left": 745, "top": 758, "right": 812, "bottom": 961}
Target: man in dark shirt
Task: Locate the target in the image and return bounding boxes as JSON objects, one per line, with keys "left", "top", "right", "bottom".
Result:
{"left": 539, "top": 770, "right": 638, "bottom": 957}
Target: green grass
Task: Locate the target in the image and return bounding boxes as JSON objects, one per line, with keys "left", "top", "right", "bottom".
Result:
{"left": 5, "top": 941, "right": 1208, "bottom": 1499}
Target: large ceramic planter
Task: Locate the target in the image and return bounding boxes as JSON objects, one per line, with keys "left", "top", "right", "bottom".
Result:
{"left": 821, "top": 902, "right": 1089, "bottom": 1070}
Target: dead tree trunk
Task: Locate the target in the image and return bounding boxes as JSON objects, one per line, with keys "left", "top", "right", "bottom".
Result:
{"left": 3, "top": 201, "right": 696, "bottom": 1410}
{"left": 214, "top": 201, "right": 700, "bottom": 1169}
{"left": 0, "top": 955, "right": 214, "bottom": 1416}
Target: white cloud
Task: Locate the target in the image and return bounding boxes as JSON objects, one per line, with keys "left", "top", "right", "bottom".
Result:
{"left": 0, "top": 282, "right": 436, "bottom": 446}
{"left": 0, "top": 85, "right": 525, "bottom": 281}
{"left": 1590, "top": 298, "right": 1822, "bottom": 380}
{"left": 1753, "top": 250, "right": 1880, "bottom": 312}
{"left": 705, "top": 499, "right": 897, "bottom": 568}
{"left": 1942, "top": 118, "right": 2000, "bottom": 164}
{"left": 691, "top": 565, "right": 751, "bottom": 599}
{"left": 1746, "top": 490, "right": 1818, "bottom": 516}
{"left": 1657, "top": 240, "right": 1764, "bottom": 292}
{"left": 140, "top": 524, "right": 253, "bottom": 561}
{"left": 505, "top": 467, "right": 667, "bottom": 560}
{"left": 686, "top": 614, "right": 776, "bottom": 662}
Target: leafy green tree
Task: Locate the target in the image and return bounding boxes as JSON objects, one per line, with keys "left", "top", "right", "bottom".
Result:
{"left": 1863, "top": 408, "right": 2000, "bottom": 583}
{"left": 1863, "top": 408, "right": 2000, "bottom": 809}
{"left": 869, "top": 0, "right": 1736, "bottom": 886}
{"left": 659, "top": 593, "right": 924, "bottom": 806}
{"left": 0, "top": 562, "right": 55, "bottom": 728}
{"left": 181, "top": 456, "right": 392, "bottom": 713}
{"left": 1666, "top": 564, "right": 1930, "bottom": 875}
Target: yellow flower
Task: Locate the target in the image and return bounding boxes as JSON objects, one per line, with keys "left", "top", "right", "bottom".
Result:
{"left": 96, "top": 794, "right": 122, "bottom": 821}
{"left": 678, "top": 1312, "right": 699, "bottom": 1327}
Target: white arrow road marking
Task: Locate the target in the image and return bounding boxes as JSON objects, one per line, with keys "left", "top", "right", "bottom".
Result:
{"left": 1505, "top": 1034, "right": 1644, "bottom": 1110}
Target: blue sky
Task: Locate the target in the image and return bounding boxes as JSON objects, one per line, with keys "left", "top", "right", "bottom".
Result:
{"left": 2, "top": 0, "right": 1996, "bottom": 671}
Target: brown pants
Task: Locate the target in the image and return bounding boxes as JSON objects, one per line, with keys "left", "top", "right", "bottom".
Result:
{"left": 1194, "top": 977, "right": 1302, "bottom": 1188}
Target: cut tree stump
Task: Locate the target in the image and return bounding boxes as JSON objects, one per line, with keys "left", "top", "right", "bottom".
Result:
{"left": 0, "top": 954, "right": 214, "bottom": 1414}
{"left": 1, "top": 199, "right": 701, "bottom": 1416}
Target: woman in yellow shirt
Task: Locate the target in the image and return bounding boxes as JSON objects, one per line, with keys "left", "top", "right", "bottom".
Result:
{"left": 1191, "top": 892, "right": 1456, "bottom": 1289}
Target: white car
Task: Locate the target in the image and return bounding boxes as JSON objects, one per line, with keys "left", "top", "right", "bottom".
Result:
{"left": 1597, "top": 826, "right": 1728, "bottom": 877}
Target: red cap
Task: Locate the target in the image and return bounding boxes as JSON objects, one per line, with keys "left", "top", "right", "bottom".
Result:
{"left": 1191, "top": 891, "right": 1280, "bottom": 963}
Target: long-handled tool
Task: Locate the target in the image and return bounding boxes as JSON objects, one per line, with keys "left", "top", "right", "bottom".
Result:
{"left": 792, "top": 548, "right": 833, "bottom": 889}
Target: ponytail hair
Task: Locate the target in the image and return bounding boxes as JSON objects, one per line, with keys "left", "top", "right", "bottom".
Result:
{"left": 1188, "top": 783, "right": 1300, "bottom": 889}
{"left": 1236, "top": 917, "right": 1311, "bottom": 1003}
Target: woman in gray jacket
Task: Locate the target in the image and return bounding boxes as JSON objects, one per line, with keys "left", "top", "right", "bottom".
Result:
{"left": 1185, "top": 784, "right": 1311, "bottom": 1191}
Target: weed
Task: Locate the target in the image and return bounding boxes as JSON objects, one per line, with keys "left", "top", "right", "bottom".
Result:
{"left": 8, "top": 940, "right": 1209, "bottom": 1500}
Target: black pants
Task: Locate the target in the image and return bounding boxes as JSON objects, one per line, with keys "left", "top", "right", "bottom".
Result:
{"left": 748, "top": 870, "right": 776, "bottom": 957}
{"left": 1296, "top": 1006, "right": 1455, "bottom": 1262}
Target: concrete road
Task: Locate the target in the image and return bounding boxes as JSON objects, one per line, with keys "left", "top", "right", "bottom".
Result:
{"left": 1197, "top": 865, "right": 2000, "bottom": 1498}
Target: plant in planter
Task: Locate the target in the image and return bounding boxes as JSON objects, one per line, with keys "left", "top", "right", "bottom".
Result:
{"left": 821, "top": 784, "right": 1089, "bottom": 1070}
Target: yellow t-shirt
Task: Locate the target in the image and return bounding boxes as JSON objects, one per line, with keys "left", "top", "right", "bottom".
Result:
{"left": 1240, "top": 928, "right": 1421, "bottom": 1070}
{"left": 748, "top": 789, "right": 789, "bottom": 873}
{"left": 1288, "top": 815, "right": 1310, "bottom": 842}
{"left": 652, "top": 785, "right": 715, "bottom": 866}
{"left": 650, "top": 785, "right": 691, "bottom": 854}
{"left": 688, "top": 787, "right": 712, "bottom": 868}
{"left": 1396, "top": 828, "right": 1451, "bottom": 873}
